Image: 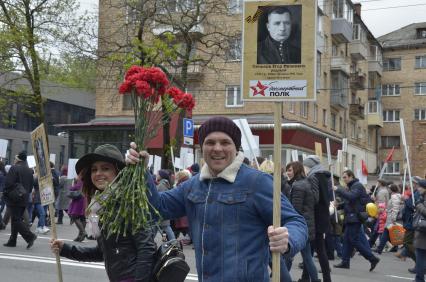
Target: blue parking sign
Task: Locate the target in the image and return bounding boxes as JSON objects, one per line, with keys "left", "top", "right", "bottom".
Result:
{"left": 183, "top": 118, "right": 194, "bottom": 138}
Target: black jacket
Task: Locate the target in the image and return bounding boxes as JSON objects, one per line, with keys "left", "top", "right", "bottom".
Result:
{"left": 335, "top": 178, "right": 367, "bottom": 224}
{"left": 257, "top": 36, "right": 301, "bottom": 64}
{"left": 3, "top": 161, "right": 34, "bottom": 207}
{"left": 283, "top": 176, "right": 316, "bottom": 241}
{"left": 307, "top": 165, "right": 332, "bottom": 234}
{"left": 60, "top": 228, "right": 156, "bottom": 282}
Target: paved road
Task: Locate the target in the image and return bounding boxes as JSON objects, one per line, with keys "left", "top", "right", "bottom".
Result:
{"left": 0, "top": 216, "right": 417, "bottom": 281}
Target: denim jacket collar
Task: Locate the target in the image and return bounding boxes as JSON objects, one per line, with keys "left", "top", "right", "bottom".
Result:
{"left": 199, "top": 152, "right": 244, "bottom": 183}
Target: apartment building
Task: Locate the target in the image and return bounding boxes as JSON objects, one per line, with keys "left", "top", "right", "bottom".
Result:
{"left": 378, "top": 23, "right": 426, "bottom": 177}
{"left": 88, "top": 0, "right": 386, "bottom": 172}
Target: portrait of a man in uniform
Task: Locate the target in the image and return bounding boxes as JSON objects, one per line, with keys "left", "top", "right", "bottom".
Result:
{"left": 257, "top": 5, "right": 302, "bottom": 65}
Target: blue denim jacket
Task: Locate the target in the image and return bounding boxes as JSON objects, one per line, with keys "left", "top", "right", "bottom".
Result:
{"left": 147, "top": 154, "right": 308, "bottom": 282}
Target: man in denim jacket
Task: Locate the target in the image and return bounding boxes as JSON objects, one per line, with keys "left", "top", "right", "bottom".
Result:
{"left": 129, "top": 116, "right": 308, "bottom": 282}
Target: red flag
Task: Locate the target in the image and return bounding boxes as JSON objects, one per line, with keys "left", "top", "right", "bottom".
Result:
{"left": 361, "top": 160, "right": 368, "bottom": 175}
{"left": 384, "top": 147, "right": 395, "bottom": 163}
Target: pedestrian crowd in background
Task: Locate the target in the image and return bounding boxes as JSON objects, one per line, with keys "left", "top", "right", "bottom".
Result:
{"left": 1, "top": 116, "right": 426, "bottom": 282}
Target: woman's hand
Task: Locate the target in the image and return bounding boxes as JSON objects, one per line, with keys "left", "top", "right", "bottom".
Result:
{"left": 126, "top": 142, "right": 149, "bottom": 167}
{"left": 50, "top": 239, "right": 64, "bottom": 255}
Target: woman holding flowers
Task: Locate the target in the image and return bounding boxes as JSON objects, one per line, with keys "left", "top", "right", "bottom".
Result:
{"left": 50, "top": 144, "right": 156, "bottom": 282}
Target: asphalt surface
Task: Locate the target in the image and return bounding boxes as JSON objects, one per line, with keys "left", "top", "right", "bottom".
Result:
{"left": 0, "top": 215, "right": 417, "bottom": 281}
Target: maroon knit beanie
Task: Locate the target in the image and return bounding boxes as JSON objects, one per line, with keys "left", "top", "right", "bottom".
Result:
{"left": 198, "top": 117, "right": 241, "bottom": 150}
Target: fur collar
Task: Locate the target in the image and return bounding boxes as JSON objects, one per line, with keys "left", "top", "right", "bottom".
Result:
{"left": 199, "top": 152, "right": 244, "bottom": 183}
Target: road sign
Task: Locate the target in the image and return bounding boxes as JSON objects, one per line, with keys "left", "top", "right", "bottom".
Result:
{"left": 183, "top": 118, "right": 194, "bottom": 138}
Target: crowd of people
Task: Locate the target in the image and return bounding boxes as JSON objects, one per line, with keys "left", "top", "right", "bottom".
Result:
{"left": 1, "top": 115, "right": 426, "bottom": 282}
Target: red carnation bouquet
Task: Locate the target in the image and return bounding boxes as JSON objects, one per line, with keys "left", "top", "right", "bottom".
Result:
{"left": 98, "top": 66, "right": 194, "bottom": 238}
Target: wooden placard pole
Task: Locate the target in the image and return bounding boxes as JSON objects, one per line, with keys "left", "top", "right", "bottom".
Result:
{"left": 49, "top": 203, "right": 63, "bottom": 282}
{"left": 272, "top": 102, "right": 282, "bottom": 282}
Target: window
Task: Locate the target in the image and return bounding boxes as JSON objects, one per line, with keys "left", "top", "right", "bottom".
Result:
{"left": 369, "top": 45, "right": 382, "bottom": 61}
{"left": 332, "top": 0, "right": 353, "bottom": 22}
{"left": 226, "top": 85, "right": 243, "bottom": 107}
{"left": 339, "top": 116, "right": 343, "bottom": 133}
{"left": 382, "top": 84, "right": 400, "bottom": 96}
{"left": 289, "top": 102, "right": 296, "bottom": 113}
{"left": 313, "top": 104, "right": 318, "bottom": 123}
{"left": 351, "top": 154, "right": 356, "bottom": 171}
{"left": 6, "top": 139, "right": 12, "bottom": 165}
{"left": 415, "top": 109, "right": 426, "bottom": 120}
{"left": 381, "top": 136, "right": 400, "bottom": 148}
{"left": 383, "top": 58, "right": 401, "bottom": 71}
{"left": 415, "top": 56, "right": 426, "bottom": 69}
{"left": 22, "top": 141, "right": 28, "bottom": 152}
{"left": 226, "top": 37, "right": 242, "bottom": 61}
{"left": 415, "top": 82, "right": 426, "bottom": 95}
{"left": 417, "top": 28, "right": 426, "bottom": 39}
{"left": 331, "top": 113, "right": 337, "bottom": 131}
{"left": 332, "top": 43, "right": 338, "bottom": 57}
{"left": 352, "top": 24, "right": 366, "bottom": 42}
{"left": 322, "top": 109, "right": 327, "bottom": 126}
{"left": 331, "top": 71, "right": 349, "bottom": 107}
{"left": 122, "top": 95, "right": 133, "bottom": 110}
{"left": 316, "top": 52, "right": 321, "bottom": 90}
{"left": 383, "top": 110, "right": 400, "bottom": 122}
{"left": 350, "top": 121, "right": 356, "bottom": 139}
{"left": 229, "top": 0, "right": 242, "bottom": 14}
{"left": 383, "top": 161, "right": 400, "bottom": 175}
{"left": 300, "top": 102, "right": 309, "bottom": 118}
{"left": 368, "top": 100, "right": 381, "bottom": 113}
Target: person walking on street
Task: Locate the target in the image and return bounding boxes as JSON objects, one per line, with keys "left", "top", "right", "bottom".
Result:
{"left": 3, "top": 151, "right": 37, "bottom": 249}
{"left": 303, "top": 155, "right": 332, "bottom": 282}
{"left": 50, "top": 144, "right": 156, "bottom": 282}
{"left": 67, "top": 176, "right": 87, "bottom": 242}
{"left": 283, "top": 161, "right": 320, "bottom": 282}
{"left": 56, "top": 165, "right": 71, "bottom": 224}
{"left": 373, "top": 184, "right": 402, "bottom": 254}
{"left": 127, "top": 116, "right": 308, "bottom": 282}
{"left": 156, "top": 169, "right": 176, "bottom": 241}
{"left": 401, "top": 177, "right": 422, "bottom": 273}
{"left": 32, "top": 176, "right": 50, "bottom": 234}
{"left": 334, "top": 170, "right": 380, "bottom": 271}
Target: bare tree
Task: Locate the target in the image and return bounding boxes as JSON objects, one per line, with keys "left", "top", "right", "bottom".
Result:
{"left": 98, "top": 0, "right": 241, "bottom": 167}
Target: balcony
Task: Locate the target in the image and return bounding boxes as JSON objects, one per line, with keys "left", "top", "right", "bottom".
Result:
{"left": 368, "top": 60, "right": 383, "bottom": 76}
{"left": 331, "top": 18, "right": 353, "bottom": 44}
{"left": 331, "top": 56, "right": 351, "bottom": 75}
{"left": 167, "top": 62, "right": 204, "bottom": 81}
{"left": 350, "top": 71, "right": 366, "bottom": 90}
{"left": 367, "top": 100, "right": 383, "bottom": 127}
{"left": 349, "top": 103, "right": 365, "bottom": 120}
{"left": 350, "top": 41, "right": 369, "bottom": 61}
{"left": 331, "top": 91, "right": 348, "bottom": 109}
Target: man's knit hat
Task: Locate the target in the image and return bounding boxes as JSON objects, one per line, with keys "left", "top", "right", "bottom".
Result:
{"left": 198, "top": 117, "right": 241, "bottom": 150}
{"left": 303, "top": 155, "right": 321, "bottom": 168}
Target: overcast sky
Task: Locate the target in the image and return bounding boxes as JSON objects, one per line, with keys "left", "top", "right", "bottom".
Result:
{"left": 78, "top": 0, "right": 426, "bottom": 38}
{"left": 358, "top": 0, "right": 426, "bottom": 37}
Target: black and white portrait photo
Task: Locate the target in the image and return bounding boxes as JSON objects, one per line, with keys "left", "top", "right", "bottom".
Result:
{"left": 35, "top": 138, "right": 48, "bottom": 178}
{"left": 257, "top": 5, "right": 302, "bottom": 64}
